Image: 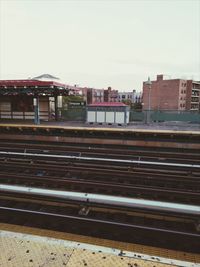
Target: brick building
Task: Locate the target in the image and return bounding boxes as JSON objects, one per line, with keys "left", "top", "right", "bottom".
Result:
{"left": 104, "top": 87, "right": 118, "bottom": 102}
{"left": 86, "top": 88, "right": 104, "bottom": 104}
{"left": 78, "top": 87, "right": 118, "bottom": 104}
{"left": 142, "top": 74, "right": 200, "bottom": 111}
{"left": 64, "top": 86, "right": 104, "bottom": 104}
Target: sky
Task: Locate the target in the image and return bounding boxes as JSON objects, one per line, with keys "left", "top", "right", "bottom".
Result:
{"left": 0, "top": 0, "right": 200, "bottom": 91}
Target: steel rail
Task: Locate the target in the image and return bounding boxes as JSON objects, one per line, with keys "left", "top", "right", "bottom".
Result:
{"left": 1, "top": 160, "right": 199, "bottom": 182}
{"left": 1, "top": 184, "right": 200, "bottom": 215}
{"left": 1, "top": 151, "right": 200, "bottom": 169}
{"left": 0, "top": 205, "right": 199, "bottom": 238}
{"left": 0, "top": 141, "right": 200, "bottom": 162}
{"left": 0, "top": 163, "right": 200, "bottom": 205}
{"left": 0, "top": 172, "right": 199, "bottom": 202}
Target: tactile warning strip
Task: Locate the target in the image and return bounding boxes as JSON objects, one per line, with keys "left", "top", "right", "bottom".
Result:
{"left": 66, "top": 249, "right": 175, "bottom": 267}
{"left": 0, "top": 231, "right": 74, "bottom": 267}
{"left": 0, "top": 223, "right": 199, "bottom": 264}
{"left": 1, "top": 230, "right": 198, "bottom": 267}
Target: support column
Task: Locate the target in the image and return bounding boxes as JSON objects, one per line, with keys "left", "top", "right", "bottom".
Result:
{"left": 33, "top": 97, "right": 40, "bottom": 125}
{"left": 54, "top": 95, "right": 58, "bottom": 121}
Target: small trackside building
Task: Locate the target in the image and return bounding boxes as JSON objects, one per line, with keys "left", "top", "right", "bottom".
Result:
{"left": 87, "top": 102, "right": 130, "bottom": 125}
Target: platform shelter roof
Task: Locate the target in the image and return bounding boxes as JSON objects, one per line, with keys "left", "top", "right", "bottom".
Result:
{"left": 0, "top": 79, "right": 69, "bottom": 96}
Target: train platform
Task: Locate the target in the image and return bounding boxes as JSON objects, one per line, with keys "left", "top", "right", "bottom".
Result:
{"left": 0, "top": 121, "right": 200, "bottom": 135}
{"left": 0, "top": 223, "right": 199, "bottom": 267}
{"left": 1, "top": 120, "right": 200, "bottom": 150}
{"left": 0, "top": 119, "right": 200, "bottom": 131}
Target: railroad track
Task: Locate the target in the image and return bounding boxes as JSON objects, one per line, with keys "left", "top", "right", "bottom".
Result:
{"left": 0, "top": 134, "right": 200, "bottom": 254}
{"left": 1, "top": 171, "right": 200, "bottom": 204}
{"left": 0, "top": 140, "right": 200, "bottom": 164}
{"left": 0, "top": 184, "right": 200, "bottom": 253}
{"left": 0, "top": 150, "right": 200, "bottom": 204}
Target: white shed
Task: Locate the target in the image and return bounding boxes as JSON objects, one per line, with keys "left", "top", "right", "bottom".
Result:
{"left": 87, "top": 102, "right": 130, "bottom": 125}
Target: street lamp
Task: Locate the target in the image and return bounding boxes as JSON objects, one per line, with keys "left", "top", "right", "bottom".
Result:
{"left": 145, "top": 77, "right": 152, "bottom": 124}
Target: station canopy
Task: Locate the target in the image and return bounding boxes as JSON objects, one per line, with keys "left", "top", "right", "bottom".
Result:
{"left": 0, "top": 79, "right": 69, "bottom": 96}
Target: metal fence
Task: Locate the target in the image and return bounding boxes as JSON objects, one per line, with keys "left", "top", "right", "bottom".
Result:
{"left": 0, "top": 110, "right": 49, "bottom": 121}
{"left": 61, "top": 108, "right": 200, "bottom": 123}
{"left": 61, "top": 108, "right": 86, "bottom": 121}
{"left": 130, "top": 110, "right": 200, "bottom": 123}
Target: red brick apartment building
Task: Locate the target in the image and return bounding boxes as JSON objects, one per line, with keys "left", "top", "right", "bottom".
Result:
{"left": 142, "top": 75, "right": 200, "bottom": 111}
{"left": 86, "top": 88, "right": 104, "bottom": 104}
{"left": 68, "top": 87, "right": 104, "bottom": 104}
{"left": 80, "top": 87, "right": 118, "bottom": 104}
{"left": 104, "top": 87, "right": 118, "bottom": 102}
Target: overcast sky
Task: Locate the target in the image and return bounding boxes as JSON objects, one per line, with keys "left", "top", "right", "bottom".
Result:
{"left": 0, "top": 0, "right": 199, "bottom": 91}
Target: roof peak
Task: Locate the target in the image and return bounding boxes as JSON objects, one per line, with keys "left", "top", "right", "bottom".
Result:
{"left": 32, "top": 74, "right": 60, "bottom": 80}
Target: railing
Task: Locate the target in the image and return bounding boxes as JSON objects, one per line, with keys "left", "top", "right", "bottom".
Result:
{"left": 0, "top": 110, "right": 49, "bottom": 120}
{"left": 61, "top": 108, "right": 86, "bottom": 121}
{"left": 130, "top": 110, "right": 200, "bottom": 123}
{"left": 2, "top": 108, "right": 198, "bottom": 123}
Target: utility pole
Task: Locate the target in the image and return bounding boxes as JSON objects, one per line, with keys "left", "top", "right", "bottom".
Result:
{"left": 145, "top": 77, "right": 152, "bottom": 124}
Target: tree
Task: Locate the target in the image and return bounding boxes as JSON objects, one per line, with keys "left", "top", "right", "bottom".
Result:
{"left": 132, "top": 102, "right": 142, "bottom": 110}
{"left": 62, "top": 95, "right": 84, "bottom": 105}
{"left": 122, "top": 99, "right": 132, "bottom": 106}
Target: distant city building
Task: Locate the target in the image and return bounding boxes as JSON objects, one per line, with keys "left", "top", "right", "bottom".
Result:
{"left": 117, "top": 90, "right": 142, "bottom": 104}
{"left": 104, "top": 87, "right": 118, "bottom": 102}
{"left": 86, "top": 88, "right": 104, "bottom": 104}
{"left": 142, "top": 74, "right": 200, "bottom": 111}
{"left": 118, "top": 90, "right": 136, "bottom": 103}
{"left": 68, "top": 85, "right": 83, "bottom": 96}
{"left": 135, "top": 91, "right": 142, "bottom": 103}
{"left": 186, "top": 80, "right": 200, "bottom": 111}
{"left": 77, "top": 86, "right": 118, "bottom": 104}
{"left": 31, "top": 76, "right": 120, "bottom": 105}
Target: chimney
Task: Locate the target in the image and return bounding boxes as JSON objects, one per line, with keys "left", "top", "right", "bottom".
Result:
{"left": 157, "top": 74, "right": 163, "bottom": 81}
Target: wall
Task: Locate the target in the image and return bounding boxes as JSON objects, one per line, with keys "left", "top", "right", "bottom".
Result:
{"left": 142, "top": 75, "right": 189, "bottom": 111}
{"left": 0, "top": 96, "right": 49, "bottom": 120}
